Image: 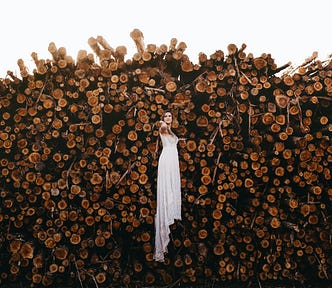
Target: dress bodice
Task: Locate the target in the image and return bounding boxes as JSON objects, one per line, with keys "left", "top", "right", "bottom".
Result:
{"left": 160, "top": 134, "right": 178, "bottom": 148}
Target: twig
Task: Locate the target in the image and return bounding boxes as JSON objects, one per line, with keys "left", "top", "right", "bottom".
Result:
{"left": 209, "top": 126, "right": 219, "bottom": 145}
{"left": 321, "top": 210, "right": 327, "bottom": 222}
{"left": 144, "top": 86, "right": 165, "bottom": 93}
{"left": 314, "top": 253, "right": 329, "bottom": 279}
{"left": 73, "top": 256, "right": 84, "bottom": 288}
{"left": 120, "top": 91, "right": 132, "bottom": 99}
{"left": 105, "top": 169, "right": 110, "bottom": 191}
{"left": 85, "top": 270, "right": 99, "bottom": 288}
{"left": 234, "top": 56, "right": 240, "bottom": 79}
{"left": 212, "top": 152, "right": 222, "bottom": 185}
{"left": 140, "top": 276, "right": 184, "bottom": 288}
{"left": 99, "top": 103, "right": 103, "bottom": 129}
{"left": 257, "top": 274, "right": 263, "bottom": 288}
{"left": 250, "top": 212, "right": 257, "bottom": 230}
{"left": 66, "top": 156, "right": 77, "bottom": 189}
{"left": 301, "top": 95, "right": 332, "bottom": 101}
{"left": 114, "top": 137, "right": 119, "bottom": 153}
{"left": 116, "top": 161, "right": 136, "bottom": 186}
{"left": 248, "top": 104, "right": 253, "bottom": 141}
{"left": 35, "top": 79, "right": 48, "bottom": 104}
{"left": 218, "top": 121, "right": 224, "bottom": 138}
{"left": 237, "top": 261, "right": 240, "bottom": 280}
{"left": 240, "top": 71, "right": 253, "bottom": 85}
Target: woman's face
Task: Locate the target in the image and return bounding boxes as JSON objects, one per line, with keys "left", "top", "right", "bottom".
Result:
{"left": 163, "top": 112, "right": 172, "bottom": 125}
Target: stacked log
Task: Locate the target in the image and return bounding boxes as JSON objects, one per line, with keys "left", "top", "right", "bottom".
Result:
{"left": 0, "top": 29, "right": 331, "bottom": 287}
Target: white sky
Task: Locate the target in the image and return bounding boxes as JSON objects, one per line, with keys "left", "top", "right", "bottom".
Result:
{"left": 0, "top": 0, "right": 331, "bottom": 77}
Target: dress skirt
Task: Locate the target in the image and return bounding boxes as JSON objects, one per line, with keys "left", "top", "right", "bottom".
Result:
{"left": 154, "top": 134, "right": 181, "bottom": 262}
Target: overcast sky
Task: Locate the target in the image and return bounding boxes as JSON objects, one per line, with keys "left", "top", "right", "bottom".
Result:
{"left": 0, "top": 0, "right": 330, "bottom": 77}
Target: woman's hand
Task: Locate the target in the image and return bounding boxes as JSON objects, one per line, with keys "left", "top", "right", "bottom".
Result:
{"left": 159, "top": 121, "right": 168, "bottom": 133}
{"left": 156, "top": 120, "right": 166, "bottom": 127}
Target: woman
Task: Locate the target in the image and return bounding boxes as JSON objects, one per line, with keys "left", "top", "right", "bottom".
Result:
{"left": 153, "top": 110, "right": 182, "bottom": 262}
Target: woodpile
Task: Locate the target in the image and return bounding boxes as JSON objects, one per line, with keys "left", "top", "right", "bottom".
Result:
{"left": 0, "top": 29, "right": 331, "bottom": 287}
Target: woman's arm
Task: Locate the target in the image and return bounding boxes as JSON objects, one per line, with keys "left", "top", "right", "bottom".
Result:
{"left": 159, "top": 121, "right": 168, "bottom": 134}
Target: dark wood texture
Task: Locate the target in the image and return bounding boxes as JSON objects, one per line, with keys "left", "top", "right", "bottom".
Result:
{"left": 0, "top": 29, "right": 331, "bottom": 287}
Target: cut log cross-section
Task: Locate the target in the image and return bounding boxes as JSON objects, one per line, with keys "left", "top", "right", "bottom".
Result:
{"left": 0, "top": 29, "right": 331, "bottom": 288}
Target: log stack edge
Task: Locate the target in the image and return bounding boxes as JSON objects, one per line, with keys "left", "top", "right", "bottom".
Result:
{"left": 0, "top": 29, "right": 331, "bottom": 287}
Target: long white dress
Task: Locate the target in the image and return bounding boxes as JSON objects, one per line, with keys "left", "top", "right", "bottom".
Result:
{"left": 154, "top": 133, "right": 182, "bottom": 262}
